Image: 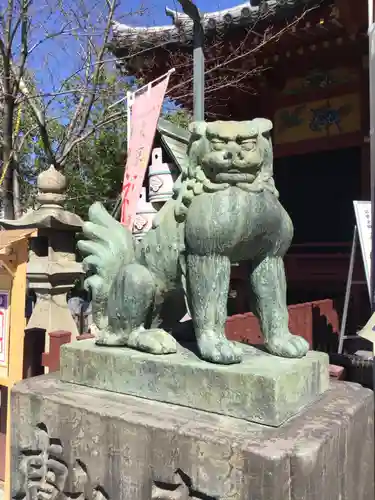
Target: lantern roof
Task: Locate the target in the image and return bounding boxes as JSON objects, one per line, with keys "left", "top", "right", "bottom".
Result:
{"left": 110, "top": 0, "right": 317, "bottom": 55}
{"left": 157, "top": 117, "right": 190, "bottom": 174}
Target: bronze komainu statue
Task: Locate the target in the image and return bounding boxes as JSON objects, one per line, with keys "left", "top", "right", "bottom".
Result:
{"left": 78, "top": 118, "right": 309, "bottom": 365}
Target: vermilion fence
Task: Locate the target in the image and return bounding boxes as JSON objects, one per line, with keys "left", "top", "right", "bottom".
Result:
{"left": 225, "top": 298, "right": 339, "bottom": 350}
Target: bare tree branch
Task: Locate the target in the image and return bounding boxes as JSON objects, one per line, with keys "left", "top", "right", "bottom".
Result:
{"left": 59, "top": 0, "right": 118, "bottom": 161}
{"left": 59, "top": 110, "right": 124, "bottom": 162}
{"left": 165, "top": 10, "right": 312, "bottom": 105}
{"left": 15, "top": 71, "right": 56, "bottom": 164}
{"left": 0, "top": 0, "right": 145, "bottom": 217}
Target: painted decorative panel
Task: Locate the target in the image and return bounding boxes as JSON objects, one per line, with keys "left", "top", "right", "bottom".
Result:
{"left": 282, "top": 67, "right": 359, "bottom": 96}
{"left": 274, "top": 93, "right": 360, "bottom": 145}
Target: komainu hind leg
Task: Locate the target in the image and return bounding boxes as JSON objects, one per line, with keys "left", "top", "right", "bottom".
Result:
{"left": 249, "top": 255, "right": 309, "bottom": 358}
{"left": 104, "top": 262, "right": 177, "bottom": 354}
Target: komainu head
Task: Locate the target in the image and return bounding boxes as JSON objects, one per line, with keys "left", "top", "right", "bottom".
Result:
{"left": 188, "top": 118, "right": 273, "bottom": 186}
{"left": 170, "top": 118, "right": 277, "bottom": 224}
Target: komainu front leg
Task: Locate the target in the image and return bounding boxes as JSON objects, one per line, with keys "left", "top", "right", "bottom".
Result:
{"left": 187, "top": 254, "right": 242, "bottom": 364}
{"left": 249, "top": 256, "right": 309, "bottom": 358}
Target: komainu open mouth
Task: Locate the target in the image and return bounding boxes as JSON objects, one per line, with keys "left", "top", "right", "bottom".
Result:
{"left": 215, "top": 172, "right": 256, "bottom": 183}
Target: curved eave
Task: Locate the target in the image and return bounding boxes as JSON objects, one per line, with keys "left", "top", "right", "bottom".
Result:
{"left": 0, "top": 207, "right": 83, "bottom": 232}
{"left": 110, "top": 0, "right": 316, "bottom": 54}
{"left": 111, "top": 21, "right": 178, "bottom": 51}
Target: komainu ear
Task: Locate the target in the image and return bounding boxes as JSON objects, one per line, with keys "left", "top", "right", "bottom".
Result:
{"left": 253, "top": 118, "right": 273, "bottom": 134}
{"left": 188, "top": 121, "right": 207, "bottom": 138}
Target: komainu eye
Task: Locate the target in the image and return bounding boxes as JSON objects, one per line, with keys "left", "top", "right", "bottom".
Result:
{"left": 210, "top": 138, "right": 226, "bottom": 144}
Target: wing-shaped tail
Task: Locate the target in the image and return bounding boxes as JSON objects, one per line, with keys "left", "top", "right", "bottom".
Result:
{"left": 77, "top": 202, "right": 135, "bottom": 301}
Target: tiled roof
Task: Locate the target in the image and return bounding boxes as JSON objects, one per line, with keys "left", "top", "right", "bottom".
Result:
{"left": 111, "top": 0, "right": 315, "bottom": 52}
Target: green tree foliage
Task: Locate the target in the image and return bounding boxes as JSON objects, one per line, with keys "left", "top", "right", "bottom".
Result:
{"left": 64, "top": 123, "right": 127, "bottom": 219}
{"left": 0, "top": 0, "right": 127, "bottom": 218}
{"left": 17, "top": 69, "right": 130, "bottom": 219}
{"left": 19, "top": 117, "right": 127, "bottom": 220}
{"left": 163, "top": 108, "right": 191, "bottom": 129}
{"left": 19, "top": 103, "right": 191, "bottom": 220}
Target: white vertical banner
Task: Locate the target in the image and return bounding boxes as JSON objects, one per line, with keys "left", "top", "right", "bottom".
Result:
{"left": 353, "top": 200, "right": 372, "bottom": 295}
{"left": 121, "top": 69, "right": 174, "bottom": 228}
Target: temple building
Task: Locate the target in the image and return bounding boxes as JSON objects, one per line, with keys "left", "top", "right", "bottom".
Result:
{"left": 109, "top": 0, "right": 369, "bottom": 329}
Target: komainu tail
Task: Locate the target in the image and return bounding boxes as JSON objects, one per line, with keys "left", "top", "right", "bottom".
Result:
{"left": 77, "top": 202, "right": 135, "bottom": 330}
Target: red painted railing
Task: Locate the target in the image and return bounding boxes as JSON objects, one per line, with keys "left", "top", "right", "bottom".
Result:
{"left": 42, "top": 331, "right": 94, "bottom": 373}
{"left": 225, "top": 298, "right": 339, "bottom": 349}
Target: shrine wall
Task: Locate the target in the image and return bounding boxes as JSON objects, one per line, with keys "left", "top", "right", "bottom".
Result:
{"left": 257, "top": 36, "right": 369, "bottom": 198}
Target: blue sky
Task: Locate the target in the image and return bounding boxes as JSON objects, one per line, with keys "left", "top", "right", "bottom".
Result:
{"left": 23, "top": 0, "right": 244, "bottom": 117}
{"left": 121, "top": 0, "right": 244, "bottom": 26}
{"left": 26, "top": 0, "right": 243, "bottom": 97}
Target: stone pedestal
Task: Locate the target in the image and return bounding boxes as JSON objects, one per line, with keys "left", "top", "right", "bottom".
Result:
{"left": 11, "top": 376, "right": 374, "bottom": 500}
{"left": 60, "top": 340, "right": 329, "bottom": 426}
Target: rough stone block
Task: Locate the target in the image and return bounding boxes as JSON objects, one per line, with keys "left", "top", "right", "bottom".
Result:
{"left": 11, "top": 377, "right": 374, "bottom": 500}
{"left": 60, "top": 340, "right": 329, "bottom": 426}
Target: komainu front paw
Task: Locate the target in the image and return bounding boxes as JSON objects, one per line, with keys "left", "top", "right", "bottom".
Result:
{"left": 197, "top": 330, "right": 242, "bottom": 365}
{"left": 127, "top": 327, "right": 177, "bottom": 355}
{"left": 265, "top": 333, "right": 309, "bottom": 358}
{"left": 95, "top": 327, "right": 128, "bottom": 346}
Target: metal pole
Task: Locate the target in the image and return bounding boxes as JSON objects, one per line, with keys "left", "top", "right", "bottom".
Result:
{"left": 193, "top": 20, "right": 205, "bottom": 121}
{"left": 370, "top": 27, "right": 375, "bottom": 311}
{"left": 368, "top": 0, "right": 375, "bottom": 399}
{"left": 338, "top": 226, "right": 358, "bottom": 354}
{"left": 177, "top": 0, "right": 205, "bottom": 121}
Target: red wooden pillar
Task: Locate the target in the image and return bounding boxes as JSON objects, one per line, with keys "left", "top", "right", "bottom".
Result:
{"left": 42, "top": 331, "right": 95, "bottom": 373}
{"left": 42, "top": 331, "right": 72, "bottom": 373}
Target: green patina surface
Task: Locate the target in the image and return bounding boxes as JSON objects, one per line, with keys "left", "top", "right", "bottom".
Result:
{"left": 60, "top": 339, "right": 329, "bottom": 427}
{"left": 78, "top": 118, "right": 312, "bottom": 366}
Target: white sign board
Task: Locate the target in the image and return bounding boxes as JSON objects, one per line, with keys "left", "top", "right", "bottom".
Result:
{"left": 353, "top": 200, "right": 371, "bottom": 296}
{"left": 358, "top": 311, "right": 375, "bottom": 354}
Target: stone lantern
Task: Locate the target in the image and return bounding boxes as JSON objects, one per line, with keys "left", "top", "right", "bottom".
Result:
{"left": 0, "top": 165, "right": 84, "bottom": 347}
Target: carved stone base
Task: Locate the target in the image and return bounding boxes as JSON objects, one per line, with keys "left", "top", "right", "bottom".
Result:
{"left": 11, "top": 376, "right": 374, "bottom": 500}
{"left": 60, "top": 339, "right": 329, "bottom": 426}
